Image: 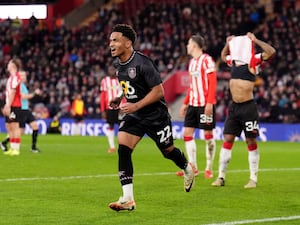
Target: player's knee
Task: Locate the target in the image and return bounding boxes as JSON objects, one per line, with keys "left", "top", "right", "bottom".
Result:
{"left": 31, "top": 122, "right": 38, "bottom": 130}
{"left": 161, "top": 146, "right": 176, "bottom": 158}
{"left": 246, "top": 138, "right": 257, "bottom": 151}
{"left": 223, "top": 134, "right": 235, "bottom": 144}
{"left": 246, "top": 138, "right": 257, "bottom": 146}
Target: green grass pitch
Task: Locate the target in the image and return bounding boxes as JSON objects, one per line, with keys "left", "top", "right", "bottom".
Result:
{"left": 0, "top": 134, "right": 299, "bottom": 225}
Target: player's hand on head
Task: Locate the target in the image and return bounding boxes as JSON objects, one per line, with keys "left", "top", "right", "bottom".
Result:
{"left": 226, "top": 35, "right": 234, "bottom": 43}
{"left": 247, "top": 32, "right": 256, "bottom": 41}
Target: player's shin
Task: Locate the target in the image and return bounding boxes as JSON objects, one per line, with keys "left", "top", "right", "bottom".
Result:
{"left": 163, "top": 147, "right": 188, "bottom": 169}
{"left": 32, "top": 129, "right": 38, "bottom": 148}
{"left": 248, "top": 144, "right": 259, "bottom": 183}
{"left": 107, "top": 128, "right": 115, "bottom": 149}
{"left": 205, "top": 138, "right": 216, "bottom": 171}
{"left": 184, "top": 136, "right": 197, "bottom": 169}
{"left": 118, "top": 144, "right": 134, "bottom": 200}
{"left": 218, "top": 142, "right": 233, "bottom": 179}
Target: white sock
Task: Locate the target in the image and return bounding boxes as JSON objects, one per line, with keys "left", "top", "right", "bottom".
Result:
{"left": 10, "top": 142, "right": 20, "bottom": 151}
{"left": 205, "top": 139, "right": 216, "bottom": 171}
{"left": 218, "top": 148, "right": 232, "bottom": 179}
{"left": 248, "top": 149, "right": 259, "bottom": 182}
{"left": 11, "top": 142, "right": 17, "bottom": 150}
{"left": 185, "top": 139, "right": 197, "bottom": 169}
{"left": 122, "top": 183, "right": 134, "bottom": 201}
{"left": 15, "top": 142, "right": 20, "bottom": 151}
{"left": 107, "top": 129, "right": 115, "bottom": 149}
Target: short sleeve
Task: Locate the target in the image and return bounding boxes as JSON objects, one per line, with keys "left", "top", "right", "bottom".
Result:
{"left": 141, "top": 61, "right": 162, "bottom": 88}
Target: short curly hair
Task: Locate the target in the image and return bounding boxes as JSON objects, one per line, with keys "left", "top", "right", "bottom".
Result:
{"left": 111, "top": 24, "right": 137, "bottom": 44}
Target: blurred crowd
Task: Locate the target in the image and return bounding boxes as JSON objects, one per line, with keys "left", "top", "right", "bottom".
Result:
{"left": 0, "top": 0, "right": 299, "bottom": 123}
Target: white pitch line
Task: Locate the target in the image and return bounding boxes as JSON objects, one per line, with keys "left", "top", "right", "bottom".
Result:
{"left": 0, "top": 168, "right": 299, "bottom": 182}
{"left": 202, "top": 215, "right": 300, "bottom": 225}
{"left": 227, "top": 167, "right": 300, "bottom": 173}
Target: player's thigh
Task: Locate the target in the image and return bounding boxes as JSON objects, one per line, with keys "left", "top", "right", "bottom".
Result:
{"left": 184, "top": 106, "right": 199, "bottom": 127}
{"left": 19, "top": 113, "right": 27, "bottom": 129}
{"left": 223, "top": 114, "right": 243, "bottom": 137}
{"left": 26, "top": 112, "right": 38, "bottom": 129}
{"left": 118, "top": 115, "right": 144, "bottom": 149}
{"left": 146, "top": 116, "right": 174, "bottom": 150}
{"left": 183, "top": 127, "right": 195, "bottom": 137}
{"left": 242, "top": 103, "right": 259, "bottom": 138}
{"left": 30, "top": 121, "right": 39, "bottom": 130}
{"left": 10, "top": 122, "right": 21, "bottom": 137}
{"left": 185, "top": 106, "right": 216, "bottom": 130}
{"left": 118, "top": 131, "right": 141, "bottom": 149}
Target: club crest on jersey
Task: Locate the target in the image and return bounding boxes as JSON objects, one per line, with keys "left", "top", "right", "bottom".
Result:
{"left": 128, "top": 68, "right": 136, "bottom": 79}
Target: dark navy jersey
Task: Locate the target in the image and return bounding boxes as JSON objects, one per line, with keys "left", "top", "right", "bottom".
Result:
{"left": 114, "top": 51, "right": 168, "bottom": 118}
{"left": 231, "top": 63, "right": 256, "bottom": 82}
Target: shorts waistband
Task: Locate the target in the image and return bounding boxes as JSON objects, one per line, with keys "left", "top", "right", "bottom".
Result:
{"left": 232, "top": 99, "right": 254, "bottom": 105}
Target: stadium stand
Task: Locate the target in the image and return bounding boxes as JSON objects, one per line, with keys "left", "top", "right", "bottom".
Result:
{"left": 0, "top": 0, "right": 299, "bottom": 123}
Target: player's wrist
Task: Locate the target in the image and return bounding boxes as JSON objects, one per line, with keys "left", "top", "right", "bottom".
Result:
{"left": 119, "top": 92, "right": 125, "bottom": 99}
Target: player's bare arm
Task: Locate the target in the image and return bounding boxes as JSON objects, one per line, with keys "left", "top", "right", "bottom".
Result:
{"left": 247, "top": 32, "right": 276, "bottom": 60}
{"left": 204, "top": 103, "right": 213, "bottom": 116}
{"left": 179, "top": 104, "right": 188, "bottom": 118}
{"left": 3, "top": 88, "right": 16, "bottom": 116}
{"left": 221, "top": 35, "right": 234, "bottom": 62}
{"left": 21, "top": 89, "right": 41, "bottom": 100}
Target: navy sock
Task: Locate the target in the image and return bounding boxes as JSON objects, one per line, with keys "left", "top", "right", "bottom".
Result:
{"left": 118, "top": 144, "right": 133, "bottom": 186}
{"left": 2, "top": 137, "right": 9, "bottom": 145}
{"left": 32, "top": 130, "right": 38, "bottom": 149}
{"left": 163, "top": 147, "right": 188, "bottom": 169}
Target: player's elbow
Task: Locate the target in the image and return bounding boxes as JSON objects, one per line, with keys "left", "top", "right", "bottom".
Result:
{"left": 153, "top": 84, "right": 164, "bottom": 98}
{"left": 159, "top": 87, "right": 164, "bottom": 98}
{"left": 270, "top": 47, "right": 276, "bottom": 57}
{"left": 265, "top": 47, "right": 276, "bottom": 60}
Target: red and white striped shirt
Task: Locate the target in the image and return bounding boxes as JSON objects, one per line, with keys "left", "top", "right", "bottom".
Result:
{"left": 100, "top": 76, "right": 122, "bottom": 111}
{"left": 6, "top": 72, "right": 21, "bottom": 107}
{"left": 226, "top": 35, "right": 263, "bottom": 74}
{"left": 186, "top": 53, "right": 216, "bottom": 107}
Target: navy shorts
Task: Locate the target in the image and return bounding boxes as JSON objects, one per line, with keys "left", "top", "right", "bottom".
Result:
{"left": 5, "top": 107, "right": 22, "bottom": 123}
{"left": 74, "top": 115, "right": 84, "bottom": 123}
{"left": 223, "top": 100, "right": 259, "bottom": 138}
{"left": 19, "top": 109, "right": 36, "bottom": 128}
{"left": 119, "top": 108, "right": 174, "bottom": 150}
{"left": 184, "top": 105, "right": 216, "bottom": 130}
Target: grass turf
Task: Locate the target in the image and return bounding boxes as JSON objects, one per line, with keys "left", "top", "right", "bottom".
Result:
{"left": 0, "top": 134, "right": 299, "bottom": 225}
